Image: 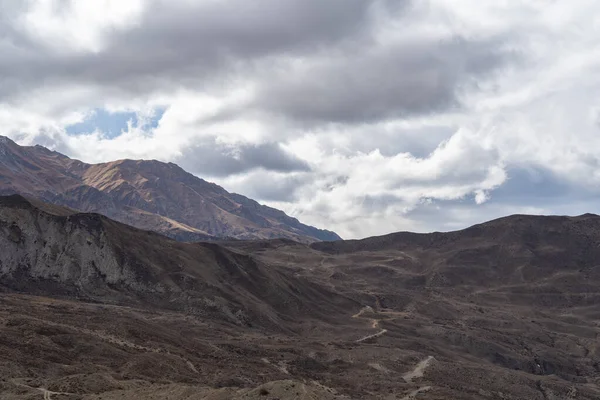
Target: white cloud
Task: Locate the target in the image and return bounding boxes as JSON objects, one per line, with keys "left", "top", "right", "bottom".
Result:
{"left": 1, "top": 0, "right": 600, "bottom": 238}
{"left": 18, "top": 0, "right": 144, "bottom": 52}
{"left": 474, "top": 190, "right": 490, "bottom": 205}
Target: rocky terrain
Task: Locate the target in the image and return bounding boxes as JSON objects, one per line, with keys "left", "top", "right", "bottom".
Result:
{"left": 1, "top": 195, "right": 600, "bottom": 399}
{"left": 0, "top": 136, "right": 339, "bottom": 243}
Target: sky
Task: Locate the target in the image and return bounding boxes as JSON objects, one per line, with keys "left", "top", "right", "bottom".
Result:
{"left": 1, "top": 0, "right": 600, "bottom": 239}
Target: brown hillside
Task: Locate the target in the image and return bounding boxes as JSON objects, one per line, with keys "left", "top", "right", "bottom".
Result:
{"left": 0, "top": 136, "right": 339, "bottom": 243}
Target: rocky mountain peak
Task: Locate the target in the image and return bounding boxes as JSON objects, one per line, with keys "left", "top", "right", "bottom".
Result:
{"left": 0, "top": 135, "right": 16, "bottom": 155}
{"left": 0, "top": 136, "right": 340, "bottom": 242}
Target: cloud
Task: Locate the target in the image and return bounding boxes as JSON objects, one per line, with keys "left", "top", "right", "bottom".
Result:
{"left": 0, "top": 0, "right": 381, "bottom": 103}
{"left": 255, "top": 36, "right": 512, "bottom": 123}
{"left": 254, "top": 127, "right": 506, "bottom": 238}
{"left": 1, "top": 0, "right": 600, "bottom": 238}
{"left": 177, "top": 140, "right": 311, "bottom": 177}
{"left": 222, "top": 171, "right": 311, "bottom": 203}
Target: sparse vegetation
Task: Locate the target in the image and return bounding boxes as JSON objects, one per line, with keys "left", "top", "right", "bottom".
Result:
{"left": 1, "top": 196, "right": 600, "bottom": 399}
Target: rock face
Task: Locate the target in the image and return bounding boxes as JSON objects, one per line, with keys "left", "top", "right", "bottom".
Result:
{"left": 0, "top": 195, "right": 351, "bottom": 327}
{"left": 0, "top": 136, "right": 340, "bottom": 243}
{"left": 0, "top": 199, "right": 129, "bottom": 294}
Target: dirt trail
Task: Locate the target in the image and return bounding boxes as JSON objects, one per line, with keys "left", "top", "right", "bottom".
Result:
{"left": 403, "top": 356, "right": 434, "bottom": 383}
{"left": 356, "top": 329, "right": 388, "bottom": 343}
{"left": 21, "top": 316, "right": 200, "bottom": 374}
{"left": 369, "top": 362, "right": 391, "bottom": 373}
{"left": 11, "top": 380, "right": 73, "bottom": 399}
{"left": 41, "top": 387, "right": 82, "bottom": 399}
{"left": 352, "top": 305, "right": 374, "bottom": 319}
{"left": 261, "top": 357, "right": 290, "bottom": 375}
{"left": 352, "top": 306, "right": 379, "bottom": 327}
{"left": 352, "top": 304, "right": 409, "bottom": 342}
{"left": 396, "top": 357, "right": 435, "bottom": 399}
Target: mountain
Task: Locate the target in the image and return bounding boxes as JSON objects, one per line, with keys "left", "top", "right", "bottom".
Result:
{"left": 0, "top": 194, "right": 355, "bottom": 399}
{"left": 0, "top": 194, "right": 352, "bottom": 326}
{"left": 2, "top": 195, "right": 600, "bottom": 399}
{"left": 0, "top": 135, "right": 340, "bottom": 243}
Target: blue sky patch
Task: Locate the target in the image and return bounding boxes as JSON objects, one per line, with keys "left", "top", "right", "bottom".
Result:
{"left": 65, "top": 108, "right": 165, "bottom": 138}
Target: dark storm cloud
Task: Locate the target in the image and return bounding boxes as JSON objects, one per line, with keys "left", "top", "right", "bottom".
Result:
{"left": 228, "top": 172, "right": 312, "bottom": 202}
{"left": 0, "top": 0, "right": 385, "bottom": 100}
{"left": 256, "top": 37, "right": 513, "bottom": 123}
{"left": 0, "top": 0, "right": 512, "bottom": 126}
{"left": 129, "top": 0, "right": 377, "bottom": 58}
{"left": 176, "top": 139, "right": 310, "bottom": 177}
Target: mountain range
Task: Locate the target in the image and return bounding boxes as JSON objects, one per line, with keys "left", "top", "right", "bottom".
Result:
{"left": 0, "top": 135, "right": 339, "bottom": 243}
{"left": 1, "top": 193, "right": 600, "bottom": 399}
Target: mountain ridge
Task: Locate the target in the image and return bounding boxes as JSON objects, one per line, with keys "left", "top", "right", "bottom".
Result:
{"left": 0, "top": 136, "right": 340, "bottom": 243}
{"left": 0, "top": 193, "right": 353, "bottom": 327}
{"left": 311, "top": 212, "right": 600, "bottom": 253}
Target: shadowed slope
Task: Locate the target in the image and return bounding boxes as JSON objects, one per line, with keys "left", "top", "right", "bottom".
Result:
{"left": 2, "top": 196, "right": 600, "bottom": 399}
{"left": 0, "top": 195, "right": 353, "bottom": 330}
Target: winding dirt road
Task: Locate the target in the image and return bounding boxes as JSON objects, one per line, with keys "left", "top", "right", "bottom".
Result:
{"left": 403, "top": 356, "right": 435, "bottom": 383}
{"left": 356, "top": 328, "right": 388, "bottom": 343}
{"left": 352, "top": 304, "right": 409, "bottom": 342}
{"left": 398, "top": 356, "right": 435, "bottom": 399}
{"left": 352, "top": 305, "right": 388, "bottom": 342}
